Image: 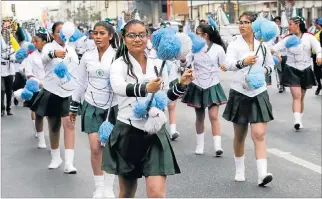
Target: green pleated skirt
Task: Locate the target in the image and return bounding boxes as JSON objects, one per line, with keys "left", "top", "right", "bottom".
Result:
{"left": 101, "top": 121, "right": 181, "bottom": 179}
{"left": 222, "top": 89, "right": 274, "bottom": 124}
{"left": 182, "top": 83, "right": 227, "bottom": 109}
{"left": 282, "top": 65, "right": 316, "bottom": 89}
{"left": 81, "top": 100, "right": 118, "bottom": 133}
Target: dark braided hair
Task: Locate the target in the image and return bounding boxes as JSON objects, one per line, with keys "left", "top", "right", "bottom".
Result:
{"left": 239, "top": 11, "right": 257, "bottom": 22}
{"left": 290, "top": 16, "right": 307, "bottom": 34}
{"left": 115, "top": 19, "right": 148, "bottom": 83}
{"left": 93, "top": 21, "right": 120, "bottom": 49}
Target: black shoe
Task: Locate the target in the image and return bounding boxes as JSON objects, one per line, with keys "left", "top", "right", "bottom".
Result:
{"left": 7, "top": 110, "right": 13, "bottom": 116}
{"left": 14, "top": 98, "right": 18, "bottom": 106}
{"left": 1, "top": 110, "right": 4, "bottom": 117}
{"left": 315, "top": 86, "right": 321, "bottom": 95}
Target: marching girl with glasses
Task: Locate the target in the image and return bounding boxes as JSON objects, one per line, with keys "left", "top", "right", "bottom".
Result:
{"left": 271, "top": 17, "right": 322, "bottom": 131}
{"left": 69, "top": 21, "right": 119, "bottom": 198}
{"left": 222, "top": 12, "right": 275, "bottom": 186}
{"left": 24, "top": 30, "right": 49, "bottom": 148}
{"left": 101, "top": 19, "right": 194, "bottom": 198}
{"left": 31, "top": 22, "right": 78, "bottom": 174}
{"left": 181, "top": 24, "right": 227, "bottom": 156}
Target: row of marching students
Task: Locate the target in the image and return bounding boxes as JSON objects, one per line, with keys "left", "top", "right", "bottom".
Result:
{"left": 14, "top": 13, "right": 321, "bottom": 199}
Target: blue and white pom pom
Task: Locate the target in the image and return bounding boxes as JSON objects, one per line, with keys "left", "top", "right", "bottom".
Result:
{"left": 25, "top": 78, "right": 40, "bottom": 93}
{"left": 15, "top": 48, "right": 28, "bottom": 63}
{"left": 133, "top": 98, "right": 156, "bottom": 119}
{"left": 69, "top": 28, "right": 84, "bottom": 42}
{"left": 98, "top": 121, "right": 114, "bottom": 147}
{"left": 260, "top": 21, "right": 278, "bottom": 42}
{"left": 54, "top": 62, "right": 70, "bottom": 81}
{"left": 154, "top": 91, "right": 168, "bottom": 110}
{"left": 247, "top": 67, "right": 265, "bottom": 89}
{"left": 28, "top": 43, "right": 36, "bottom": 53}
{"left": 151, "top": 28, "right": 176, "bottom": 49}
{"left": 175, "top": 33, "right": 192, "bottom": 60}
{"left": 21, "top": 88, "right": 33, "bottom": 101}
{"left": 285, "top": 35, "right": 301, "bottom": 48}
{"left": 144, "top": 107, "right": 168, "bottom": 135}
{"left": 157, "top": 34, "right": 181, "bottom": 61}
{"left": 13, "top": 89, "right": 24, "bottom": 102}
{"left": 187, "top": 32, "right": 206, "bottom": 54}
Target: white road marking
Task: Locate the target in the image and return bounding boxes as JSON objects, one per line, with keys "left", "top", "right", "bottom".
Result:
{"left": 267, "top": 148, "right": 321, "bottom": 174}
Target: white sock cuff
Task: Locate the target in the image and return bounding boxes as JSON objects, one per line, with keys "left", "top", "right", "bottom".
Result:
{"left": 170, "top": 124, "right": 176, "bottom": 133}
{"left": 94, "top": 175, "right": 104, "bottom": 187}
{"left": 234, "top": 155, "right": 245, "bottom": 160}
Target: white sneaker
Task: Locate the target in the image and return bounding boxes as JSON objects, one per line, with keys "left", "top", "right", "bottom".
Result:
{"left": 93, "top": 187, "right": 105, "bottom": 198}
{"left": 195, "top": 133, "right": 204, "bottom": 155}
{"left": 234, "top": 171, "right": 246, "bottom": 182}
{"left": 170, "top": 131, "right": 180, "bottom": 141}
{"left": 64, "top": 164, "right": 77, "bottom": 174}
{"left": 258, "top": 173, "right": 273, "bottom": 186}
{"left": 48, "top": 158, "right": 62, "bottom": 169}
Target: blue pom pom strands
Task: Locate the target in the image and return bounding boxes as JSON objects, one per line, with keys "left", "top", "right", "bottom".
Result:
{"left": 21, "top": 88, "right": 33, "bottom": 101}
{"left": 251, "top": 17, "right": 266, "bottom": 33}
{"left": 187, "top": 32, "right": 206, "bottom": 53}
{"left": 15, "top": 48, "right": 28, "bottom": 63}
{"left": 28, "top": 43, "right": 36, "bottom": 53}
{"left": 54, "top": 62, "right": 71, "bottom": 81}
{"left": 25, "top": 78, "right": 39, "bottom": 93}
{"left": 98, "top": 121, "right": 114, "bottom": 146}
{"left": 69, "top": 29, "right": 84, "bottom": 42}
{"left": 59, "top": 30, "right": 67, "bottom": 42}
{"left": 260, "top": 21, "right": 278, "bottom": 42}
{"left": 154, "top": 91, "right": 168, "bottom": 110}
{"left": 133, "top": 99, "right": 149, "bottom": 119}
{"left": 247, "top": 67, "right": 266, "bottom": 89}
{"left": 151, "top": 28, "right": 176, "bottom": 49}
{"left": 156, "top": 34, "right": 181, "bottom": 61}
{"left": 285, "top": 34, "right": 301, "bottom": 48}
{"left": 207, "top": 15, "right": 217, "bottom": 29}
{"left": 273, "top": 55, "right": 280, "bottom": 65}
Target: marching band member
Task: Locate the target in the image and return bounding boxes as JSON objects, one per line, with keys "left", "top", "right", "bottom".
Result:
{"left": 181, "top": 24, "right": 227, "bottom": 156}
{"left": 1, "top": 21, "right": 16, "bottom": 116}
{"left": 31, "top": 22, "right": 77, "bottom": 173}
{"left": 271, "top": 16, "right": 322, "bottom": 130}
{"left": 166, "top": 59, "right": 182, "bottom": 140}
{"left": 312, "top": 17, "right": 322, "bottom": 95}
{"left": 222, "top": 12, "right": 274, "bottom": 186}
{"left": 101, "top": 19, "right": 194, "bottom": 198}
{"left": 69, "top": 21, "right": 118, "bottom": 198}
{"left": 24, "top": 30, "right": 48, "bottom": 148}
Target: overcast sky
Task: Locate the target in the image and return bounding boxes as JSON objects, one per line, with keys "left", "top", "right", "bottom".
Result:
{"left": 4, "top": 1, "right": 60, "bottom": 20}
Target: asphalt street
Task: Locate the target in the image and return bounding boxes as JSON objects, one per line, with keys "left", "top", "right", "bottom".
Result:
{"left": 1, "top": 70, "right": 321, "bottom": 198}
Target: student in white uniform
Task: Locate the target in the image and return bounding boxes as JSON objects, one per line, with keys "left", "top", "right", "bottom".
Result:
{"left": 31, "top": 22, "right": 77, "bottom": 174}
{"left": 271, "top": 16, "right": 322, "bottom": 130}
{"left": 101, "top": 19, "right": 194, "bottom": 198}
{"left": 166, "top": 59, "right": 182, "bottom": 140}
{"left": 69, "top": 21, "right": 118, "bottom": 198}
{"left": 222, "top": 12, "right": 274, "bottom": 186}
{"left": 1, "top": 25, "right": 16, "bottom": 116}
{"left": 181, "top": 24, "right": 227, "bottom": 156}
{"left": 24, "top": 31, "right": 48, "bottom": 148}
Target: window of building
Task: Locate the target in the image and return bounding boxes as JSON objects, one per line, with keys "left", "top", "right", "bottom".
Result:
{"left": 162, "top": 4, "right": 167, "bottom": 13}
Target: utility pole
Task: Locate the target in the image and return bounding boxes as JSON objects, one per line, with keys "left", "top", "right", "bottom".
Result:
{"left": 190, "top": 0, "right": 193, "bottom": 19}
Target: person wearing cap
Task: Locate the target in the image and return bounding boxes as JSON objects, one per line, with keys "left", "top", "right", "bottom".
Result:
{"left": 312, "top": 17, "right": 322, "bottom": 95}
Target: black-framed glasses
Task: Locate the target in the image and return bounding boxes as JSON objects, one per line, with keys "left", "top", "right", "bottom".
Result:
{"left": 125, "top": 33, "right": 147, "bottom": 40}
{"left": 238, "top": 21, "right": 251, "bottom": 25}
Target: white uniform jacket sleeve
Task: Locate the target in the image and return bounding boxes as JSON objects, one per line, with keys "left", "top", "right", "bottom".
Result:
{"left": 225, "top": 39, "right": 242, "bottom": 71}
{"left": 72, "top": 54, "right": 88, "bottom": 103}
{"left": 24, "top": 56, "right": 34, "bottom": 78}
{"left": 271, "top": 37, "right": 287, "bottom": 53}
{"left": 218, "top": 46, "right": 226, "bottom": 66}
{"left": 41, "top": 43, "right": 53, "bottom": 65}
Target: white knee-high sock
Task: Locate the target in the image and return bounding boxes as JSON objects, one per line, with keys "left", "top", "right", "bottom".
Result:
{"left": 234, "top": 156, "right": 245, "bottom": 181}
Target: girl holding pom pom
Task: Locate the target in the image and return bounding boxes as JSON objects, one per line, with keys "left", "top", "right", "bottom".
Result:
{"left": 102, "top": 19, "right": 194, "bottom": 198}
{"left": 24, "top": 30, "right": 48, "bottom": 147}
{"left": 31, "top": 22, "right": 77, "bottom": 174}
{"left": 69, "top": 21, "right": 119, "bottom": 198}
{"left": 271, "top": 17, "right": 322, "bottom": 131}
{"left": 222, "top": 12, "right": 275, "bottom": 187}
{"left": 181, "top": 24, "right": 227, "bottom": 157}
